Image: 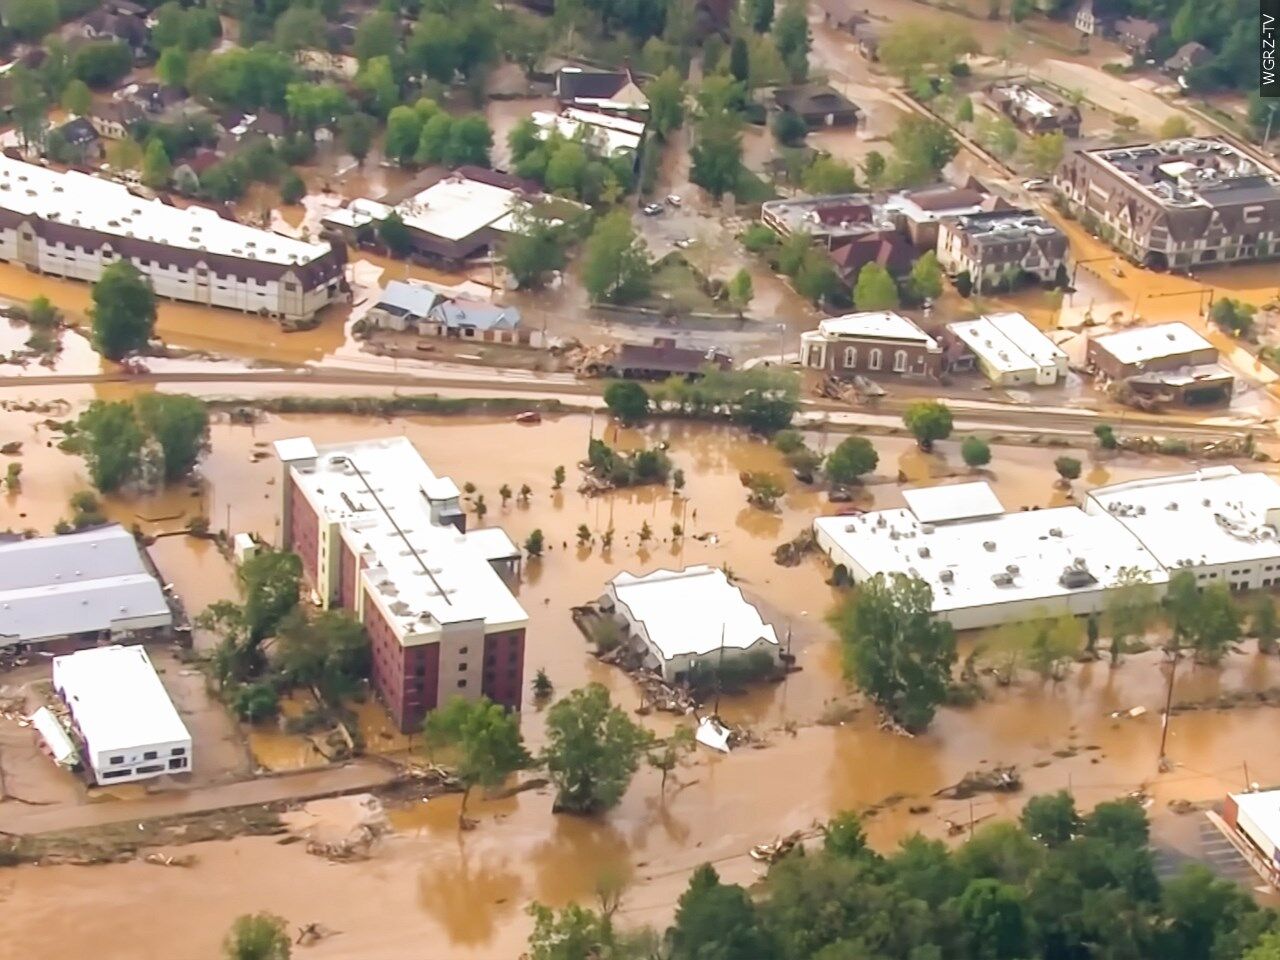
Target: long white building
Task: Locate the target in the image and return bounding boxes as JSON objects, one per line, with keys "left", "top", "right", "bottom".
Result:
{"left": 814, "top": 481, "right": 1169, "bottom": 630}
{"left": 52, "top": 645, "right": 192, "bottom": 785}
{"left": 945, "top": 312, "right": 1068, "bottom": 386}
{"left": 0, "top": 154, "right": 345, "bottom": 321}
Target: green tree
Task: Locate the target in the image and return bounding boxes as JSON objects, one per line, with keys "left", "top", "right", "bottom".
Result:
{"left": 134, "top": 393, "right": 209, "bottom": 482}
{"left": 353, "top": 10, "right": 398, "bottom": 62}
{"left": 75, "top": 401, "right": 144, "bottom": 493}
{"left": 1054, "top": 455, "right": 1082, "bottom": 481}
{"left": 553, "top": 465, "right": 567, "bottom": 490}
{"left": 954, "top": 879, "right": 1031, "bottom": 959}
{"left": 90, "top": 262, "right": 156, "bottom": 360}
{"left": 826, "top": 436, "right": 878, "bottom": 485}
{"left": 771, "top": 109, "right": 808, "bottom": 146}
{"left": 142, "top": 138, "right": 172, "bottom": 189}
{"left": 802, "top": 155, "right": 860, "bottom": 193}
{"left": 1183, "top": 583, "right": 1240, "bottom": 664}
{"left": 504, "top": 212, "right": 568, "bottom": 290}
{"left": 889, "top": 115, "right": 959, "bottom": 186}
{"left": 6, "top": 0, "right": 57, "bottom": 40}
{"left": 385, "top": 104, "right": 425, "bottom": 165}
{"left": 746, "top": 0, "right": 775, "bottom": 32}
{"left": 906, "top": 251, "right": 944, "bottom": 302}
{"left": 445, "top": 114, "right": 493, "bottom": 167}
{"left": 239, "top": 549, "right": 302, "bottom": 644}
{"left": 794, "top": 252, "right": 838, "bottom": 305}
{"left": 961, "top": 435, "right": 991, "bottom": 468}
{"left": 729, "top": 36, "right": 750, "bottom": 82}
{"left": 1094, "top": 423, "right": 1118, "bottom": 449}
{"left": 957, "top": 96, "right": 975, "bottom": 123}
{"left": 903, "top": 400, "right": 953, "bottom": 451}
{"left": 223, "top": 912, "right": 291, "bottom": 960}
{"left": 540, "top": 683, "right": 654, "bottom": 814}
{"left": 280, "top": 171, "right": 306, "bottom": 205}
{"left": 853, "top": 262, "right": 901, "bottom": 311}
{"left": 340, "top": 112, "right": 378, "bottom": 164}
{"left": 525, "top": 529, "right": 545, "bottom": 557}
{"left": 285, "top": 82, "right": 351, "bottom": 136}
{"left": 1105, "top": 567, "right": 1156, "bottom": 665}
{"left": 1245, "top": 932, "right": 1280, "bottom": 960}
{"left": 647, "top": 725, "right": 695, "bottom": 795}
{"left": 862, "top": 150, "right": 887, "bottom": 186}
{"left": 1253, "top": 596, "right": 1279, "bottom": 653}
{"left": 773, "top": 0, "right": 811, "bottom": 81}
{"left": 272, "top": 609, "right": 369, "bottom": 708}
{"left": 581, "top": 210, "right": 652, "bottom": 304}
{"left": 378, "top": 211, "right": 414, "bottom": 258}
{"left": 824, "top": 811, "right": 874, "bottom": 860}
{"left": 668, "top": 864, "right": 774, "bottom": 959}
{"left": 727, "top": 268, "right": 754, "bottom": 316}
{"left": 60, "top": 78, "right": 92, "bottom": 116}
{"left": 526, "top": 903, "right": 618, "bottom": 960}
{"left": 272, "top": 5, "right": 326, "bottom": 51}
{"left": 424, "top": 695, "right": 530, "bottom": 826}
{"left": 11, "top": 66, "right": 48, "bottom": 148}
{"left": 532, "top": 668, "right": 554, "bottom": 700}
{"left": 690, "top": 107, "right": 743, "bottom": 198}
{"left": 1023, "top": 131, "right": 1066, "bottom": 175}
{"left": 1021, "top": 790, "right": 1080, "bottom": 847}
{"left": 604, "top": 380, "right": 651, "bottom": 424}
{"left": 73, "top": 41, "right": 133, "bottom": 88}
{"left": 830, "top": 572, "right": 956, "bottom": 731}
{"left": 647, "top": 67, "right": 686, "bottom": 138}
{"left": 354, "top": 55, "right": 399, "bottom": 119}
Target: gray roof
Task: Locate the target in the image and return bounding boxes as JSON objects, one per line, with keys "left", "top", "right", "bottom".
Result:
{"left": 0, "top": 526, "right": 171, "bottom": 643}
{"left": 373, "top": 280, "right": 441, "bottom": 319}
{"left": 429, "top": 299, "right": 521, "bottom": 331}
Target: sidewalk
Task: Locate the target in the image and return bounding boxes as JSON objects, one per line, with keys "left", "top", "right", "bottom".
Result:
{"left": 0, "top": 758, "right": 400, "bottom": 836}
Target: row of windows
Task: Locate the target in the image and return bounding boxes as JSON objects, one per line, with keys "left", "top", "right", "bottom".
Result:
{"left": 108, "top": 746, "right": 185, "bottom": 765}
{"left": 842, "top": 347, "right": 910, "bottom": 373}
{"left": 101, "top": 756, "right": 187, "bottom": 779}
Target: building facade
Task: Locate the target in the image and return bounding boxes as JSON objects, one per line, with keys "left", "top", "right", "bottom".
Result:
{"left": 943, "top": 312, "right": 1068, "bottom": 386}
{"left": 988, "top": 82, "right": 1082, "bottom": 137}
{"left": 800, "top": 312, "right": 942, "bottom": 380}
{"left": 275, "top": 436, "right": 528, "bottom": 732}
{"left": 0, "top": 155, "right": 344, "bottom": 321}
{"left": 1053, "top": 137, "right": 1280, "bottom": 269}
{"left": 936, "top": 209, "right": 1069, "bottom": 292}
{"left": 1085, "top": 321, "right": 1217, "bottom": 379}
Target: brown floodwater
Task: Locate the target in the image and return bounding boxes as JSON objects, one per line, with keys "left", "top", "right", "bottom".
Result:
{"left": 5, "top": 401, "right": 1280, "bottom": 958}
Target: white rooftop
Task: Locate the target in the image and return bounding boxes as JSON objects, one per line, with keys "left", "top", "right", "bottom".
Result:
{"left": 815, "top": 311, "right": 940, "bottom": 348}
{"left": 281, "top": 436, "right": 527, "bottom": 641}
{"left": 395, "top": 177, "right": 521, "bottom": 242}
{"left": 609, "top": 565, "right": 779, "bottom": 660}
{"left": 814, "top": 503, "right": 1168, "bottom": 618}
{"left": 0, "top": 526, "right": 171, "bottom": 643}
{"left": 0, "top": 153, "right": 331, "bottom": 267}
{"left": 902, "top": 481, "right": 1006, "bottom": 524}
{"left": 532, "top": 108, "right": 644, "bottom": 158}
{"left": 1086, "top": 467, "right": 1280, "bottom": 568}
{"left": 28, "top": 706, "right": 77, "bottom": 767}
{"left": 53, "top": 645, "right": 191, "bottom": 754}
{"left": 1231, "top": 789, "right": 1280, "bottom": 849}
{"left": 1092, "top": 321, "right": 1213, "bottom": 366}
{"left": 947, "top": 312, "right": 1066, "bottom": 375}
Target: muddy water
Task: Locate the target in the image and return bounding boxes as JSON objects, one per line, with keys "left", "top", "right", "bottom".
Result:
{"left": 5, "top": 406, "right": 1280, "bottom": 957}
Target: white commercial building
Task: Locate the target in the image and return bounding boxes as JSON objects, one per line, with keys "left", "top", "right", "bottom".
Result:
{"left": 532, "top": 108, "right": 645, "bottom": 158}
{"left": 946, "top": 312, "right": 1069, "bottom": 386}
{"left": 602, "top": 565, "right": 780, "bottom": 681}
{"left": 52, "top": 645, "right": 192, "bottom": 784}
{"left": 0, "top": 525, "right": 172, "bottom": 648}
{"left": 0, "top": 154, "right": 343, "bottom": 321}
{"left": 1085, "top": 467, "right": 1280, "bottom": 591}
{"left": 1226, "top": 789, "right": 1280, "bottom": 882}
{"left": 813, "top": 481, "right": 1169, "bottom": 630}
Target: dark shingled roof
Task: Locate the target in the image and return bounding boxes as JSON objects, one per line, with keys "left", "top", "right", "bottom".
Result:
{"left": 555, "top": 68, "right": 632, "bottom": 102}
{"left": 614, "top": 341, "right": 732, "bottom": 375}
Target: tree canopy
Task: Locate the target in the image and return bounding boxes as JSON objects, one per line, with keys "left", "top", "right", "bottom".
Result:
{"left": 826, "top": 436, "right": 879, "bottom": 485}
{"left": 540, "top": 683, "right": 653, "bottom": 813}
{"left": 903, "top": 400, "right": 953, "bottom": 450}
{"left": 581, "top": 210, "right": 652, "bottom": 304}
{"left": 424, "top": 695, "right": 529, "bottom": 825}
{"left": 90, "top": 261, "right": 156, "bottom": 360}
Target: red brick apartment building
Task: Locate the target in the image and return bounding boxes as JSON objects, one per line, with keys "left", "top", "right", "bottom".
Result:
{"left": 274, "top": 436, "right": 527, "bottom": 732}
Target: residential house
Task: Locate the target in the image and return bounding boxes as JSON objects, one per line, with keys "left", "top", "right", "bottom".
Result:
{"left": 531, "top": 108, "right": 645, "bottom": 160}
{"left": 799, "top": 312, "right": 942, "bottom": 380}
{"left": 1164, "top": 42, "right": 1211, "bottom": 75}
{"left": 81, "top": 10, "right": 150, "bottom": 61}
{"left": 365, "top": 280, "right": 442, "bottom": 332}
{"left": 216, "top": 110, "right": 287, "bottom": 155}
{"left": 987, "top": 82, "right": 1082, "bottom": 137}
{"left": 857, "top": 28, "right": 880, "bottom": 60}
{"left": 936, "top": 209, "right": 1069, "bottom": 292}
{"left": 554, "top": 67, "right": 648, "bottom": 114}
{"left": 815, "top": 0, "right": 870, "bottom": 33}
{"left": 90, "top": 100, "right": 146, "bottom": 140}
{"left": 51, "top": 117, "right": 102, "bottom": 163}
{"left": 1114, "top": 17, "right": 1161, "bottom": 56}
{"left": 422, "top": 298, "right": 540, "bottom": 347}
{"left": 1052, "top": 136, "right": 1280, "bottom": 268}
{"left": 773, "top": 84, "right": 861, "bottom": 128}
{"left": 171, "top": 149, "right": 221, "bottom": 192}
{"left": 828, "top": 231, "right": 915, "bottom": 283}
{"left": 607, "top": 337, "right": 732, "bottom": 380}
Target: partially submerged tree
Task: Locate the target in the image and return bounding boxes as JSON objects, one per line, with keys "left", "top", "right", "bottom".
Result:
{"left": 1104, "top": 566, "right": 1156, "bottom": 665}
{"left": 903, "top": 401, "right": 953, "bottom": 451}
{"left": 540, "top": 684, "right": 654, "bottom": 814}
{"left": 423, "top": 696, "right": 530, "bottom": 827}
{"left": 223, "top": 912, "right": 291, "bottom": 960}
{"left": 647, "top": 725, "right": 695, "bottom": 796}
{"left": 90, "top": 261, "right": 156, "bottom": 360}
{"left": 825, "top": 436, "right": 878, "bottom": 486}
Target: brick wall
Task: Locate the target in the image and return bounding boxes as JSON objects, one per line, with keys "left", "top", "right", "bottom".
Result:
{"left": 287, "top": 479, "right": 320, "bottom": 588}
{"left": 363, "top": 592, "right": 441, "bottom": 733}
{"left": 337, "top": 538, "right": 357, "bottom": 610}
{"left": 821, "top": 339, "right": 940, "bottom": 379}
{"left": 481, "top": 628, "right": 526, "bottom": 710}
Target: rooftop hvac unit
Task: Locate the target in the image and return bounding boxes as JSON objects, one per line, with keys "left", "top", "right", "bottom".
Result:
{"left": 939, "top": 569, "right": 955, "bottom": 583}
{"left": 1167, "top": 501, "right": 1179, "bottom": 510}
{"left": 889, "top": 530, "right": 900, "bottom": 540}
{"left": 844, "top": 524, "right": 857, "bottom": 533}
{"left": 1203, "top": 498, "right": 1211, "bottom": 506}
{"left": 1059, "top": 566, "right": 1097, "bottom": 589}
{"left": 1136, "top": 506, "right": 1146, "bottom": 515}
{"left": 918, "top": 546, "right": 931, "bottom": 558}
{"left": 983, "top": 540, "right": 996, "bottom": 551}
{"left": 992, "top": 572, "right": 1014, "bottom": 586}
{"left": 1072, "top": 556, "right": 1088, "bottom": 570}
{"left": 1006, "top": 564, "right": 1020, "bottom": 575}
{"left": 921, "top": 524, "right": 935, "bottom": 534}
{"left": 1049, "top": 527, "right": 1063, "bottom": 537}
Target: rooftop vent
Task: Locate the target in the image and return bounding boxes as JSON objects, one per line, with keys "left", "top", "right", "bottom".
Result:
{"left": 992, "top": 572, "right": 1014, "bottom": 586}
{"left": 983, "top": 540, "right": 996, "bottom": 551}
{"left": 918, "top": 546, "right": 931, "bottom": 558}
{"left": 939, "top": 569, "right": 954, "bottom": 583}
{"left": 1049, "top": 527, "right": 1062, "bottom": 537}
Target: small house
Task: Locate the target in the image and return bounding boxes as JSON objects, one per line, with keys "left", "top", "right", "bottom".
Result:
{"left": 608, "top": 337, "right": 732, "bottom": 380}
{"left": 773, "top": 84, "right": 861, "bottom": 128}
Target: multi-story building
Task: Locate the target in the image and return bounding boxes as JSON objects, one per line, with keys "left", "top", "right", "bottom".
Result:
{"left": 987, "top": 82, "right": 1082, "bottom": 137}
{"left": 800, "top": 312, "right": 942, "bottom": 380}
{"left": 274, "top": 436, "right": 528, "bottom": 732}
{"left": 0, "top": 154, "right": 345, "bottom": 321}
{"left": 1053, "top": 137, "right": 1280, "bottom": 269}
{"left": 936, "top": 209, "right": 1069, "bottom": 292}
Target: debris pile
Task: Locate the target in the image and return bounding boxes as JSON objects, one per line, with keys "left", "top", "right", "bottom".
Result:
{"left": 818, "top": 375, "right": 885, "bottom": 405}
{"left": 933, "top": 765, "right": 1021, "bottom": 800}
{"left": 773, "top": 528, "right": 817, "bottom": 567}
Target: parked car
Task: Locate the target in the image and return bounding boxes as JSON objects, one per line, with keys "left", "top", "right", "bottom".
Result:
{"left": 1021, "top": 178, "right": 1049, "bottom": 192}
{"left": 642, "top": 202, "right": 664, "bottom": 215}
{"left": 674, "top": 237, "right": 693, "bottom": 249}
{"left": 665, "top": 194, "right": 682, "bottom": 206}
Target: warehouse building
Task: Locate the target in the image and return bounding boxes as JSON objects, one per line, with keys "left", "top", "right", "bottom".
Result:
{"left": 813, "top": 481, "right": 1169, "bottom": 630}
{"left": 274, "top": 436, "right": 528, "bottom": 732}
{"left": 1086, "top": 322, "right": 1218, "bottom": 379}
{"left": 52, "top": 644, "right": 192, "bottom": 785}
{"left": 944, "top": 312, "right": 1068, "bottom": 386}
{"left": 0, "top": 154, "right": 344, "bottom": 322}
{"left": 601, "top": 565, "right": 780, "bottom": 682}
{"left": 0, "top": 525, "right": 172, "bottom": 651}
{"left": 1085, "top": 467, "right": 1280, "bottom": 591}
{"left": 1223, "top": 789, "right": 1280, "bottom": 885}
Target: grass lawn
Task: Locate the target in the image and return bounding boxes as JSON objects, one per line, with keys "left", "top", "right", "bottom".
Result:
{"left": 647, "top": 259, "right": 722, "bottom": 314}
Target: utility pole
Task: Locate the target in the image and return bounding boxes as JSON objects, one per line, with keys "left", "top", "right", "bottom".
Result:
{"left": 1158, "top": 646, "right": 1180, "bottom": 771}
{"left": 1265, "top": 104, "right": 1277, "bottom": 150}
{"left": 713, "top": 623, "right": 725, "bottom": 717}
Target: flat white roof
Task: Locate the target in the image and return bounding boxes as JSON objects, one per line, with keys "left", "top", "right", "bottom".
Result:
{"left": 1231, "top": 789, "right": 1280, "bottom": 850}
{"left": 1092, "top": 321, "right": 1213, "bottom": 366}
{"left": 272, "top": 436, "right": 317, "bottom": 463}
{"left": 816, "top": 311, "right": 939, "bottom": 348}
{"left": 284, "top": 436, "right": 527, "bottom": 640}
{"left": 902, "top": 481, "right": 1005, "bottom": 524}
{"left": 0, "top": 154, "right": 330, "bottom": 267}
{"left": 396, "top": 177, "right": 520, "bottom": 242}
{"left": 948, "top": 312, "right": 1068, "bottom": 375}
{"left": 883, "top": 193, "right": 986, "bottom": 223}
{"left": 1086, "top": 467, "right": 1280, "bottom": 568}
{"left": 54, "top": 645, "right": 191, "bottom": 754}
{"left": 815, "top": 504, "right": 1168, "bottom": 617}
{"left": 531, "top": 109, "right": 642, "bottom": 158}
{"left": 0, "top": 526, "right": 171, "bottom": 643}
{"left": 609, "top": 565, "right": 779, "bottom": 660}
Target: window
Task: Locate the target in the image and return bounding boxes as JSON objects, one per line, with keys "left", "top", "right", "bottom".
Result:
{"left": 486, "top": 655, "right": 495, "bottom": 666}
{"left": 109, "top": 756, "right": 124, "bottom": 765}
{"left": 168, "top": 757, "right": 186, "bottom": 770}
{"left": 101, "top": 769, "right": 132, "bottom": 779}
{"left": 137, "top": 764, "right": 164, "bottom": 774}
{"left": 843, "top": 346, "right": 857, "bottom": 368}
{"left": 893, "top": 350, "right": 908, "bottom": 373}
{"left": 459, "top": 663, "right": 468, "bottom": 672}
{"left": 459, "top": 646, "right": 468, "bottom": 655}
{"left": 285, "top": 281, "right": 298, "bottom": 292}
{"left": 869, "top": 348, "right": 882, "bottom": 371}
{"left": 509, "top": 650, "right": 518, "bottom": 662}
{"left": 143, "top": 750, "right": 157, "bottom": 760}
{"left": 457, "top": 679, "right": 467, "bottom": 688}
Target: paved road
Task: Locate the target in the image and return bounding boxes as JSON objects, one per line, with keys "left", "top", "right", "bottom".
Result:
{"left": 0, "top": 758, "right": 399, "bottom": 836}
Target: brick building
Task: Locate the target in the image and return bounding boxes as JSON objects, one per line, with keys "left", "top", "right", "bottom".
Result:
{"left": 800, "top": 312, "right": 942, "bottom": 380}
{"left": 1086, "top": 321, "right": 1218, "bottom": 379}
{"left": 274, "top": 436, "right": 527, "bottom": 732}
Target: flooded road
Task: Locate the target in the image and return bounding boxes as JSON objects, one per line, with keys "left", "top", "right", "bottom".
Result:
{"left": 5, "top": 398, "right": 1280, "bottom": 957}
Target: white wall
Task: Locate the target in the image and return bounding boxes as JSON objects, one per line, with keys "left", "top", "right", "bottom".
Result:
{"left": 89, "top": 736, "right": 192, "bottom": 784}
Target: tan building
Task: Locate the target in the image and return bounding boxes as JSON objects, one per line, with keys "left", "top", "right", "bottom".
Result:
{"left": 800, "top": 312, "right": 942, "bottom": 380}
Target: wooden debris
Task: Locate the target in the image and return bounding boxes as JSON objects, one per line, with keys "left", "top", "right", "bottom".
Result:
{"left": 934, "top": 765, "right": 1021, "bottom": 800}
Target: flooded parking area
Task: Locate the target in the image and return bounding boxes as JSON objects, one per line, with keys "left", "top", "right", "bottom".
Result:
{"left": 3, "top": 397, "right": 1280, "bottom": 956}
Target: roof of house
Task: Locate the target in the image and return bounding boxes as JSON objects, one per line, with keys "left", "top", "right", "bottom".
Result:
{"left": 373, "top": 280, "right": 441, "bottom": 319}
{"left": 607, "top": 565, "right": 779, "bottom": 660}
{"left": 614, "top": 341, "right": 728, "bottom": 373}
{"left": 53, "top": 645, "right": 191, "bottom": 753}
{"left": 555, "top": 67, "right": 633, "bottom": 102}
{"left": 947, "top": 312, "right": 1068, "bottom": 375}
{"left": 0, "top": 526, "right": 171, "bottom": 643}
{"left": 773, "top": 84, "right": 860, "bottom": 116}
{"left": 828, "top": 231, "right": 914, "bottom": 277}
{"left": 532, "top": 108, "right": 644, "bottom": 157}
{"left": 429, "top": 298, "right": 521, "bottom": 331}
{"left": 57, "top": 117, "right": 100, "bottom": 145}
{"left": 814, "top": 311, "right": 940, "bottom": 348}
{"left": 1091, "top": 321, "right": 1213, "bottom": 365}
